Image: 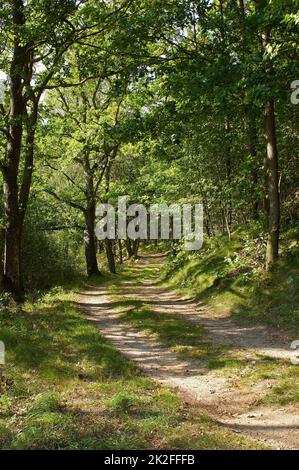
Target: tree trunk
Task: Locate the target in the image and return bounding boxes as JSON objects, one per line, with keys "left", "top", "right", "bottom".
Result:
{"left": 265, "top": 99, "right": 280, "bottom": 270}
{"left": 81, "top": 126, "right": 101, "bottom": 277}
{"left": 225, "top": 119, "right": 232, "bottom": 231}
{"left": 133, "top": 240, "right": 140, "bottom": 257}
{"left": 84, "top": 205, "right": 100, "bottom": 276}
{"left": 19, "top": 103, "right": 38, "bottom": 228}
{"left": 105, "top": 239, "right": 116, "bottom": 274}
{"left": 249, "top": 118, "right": 259, "bottom": 220}
{"left": 103, "top": 156, "right": 116, "bottom": 273}
{"left": 125, "top": 239, "right": 134, "bottom": 258}
{"left": 258, "top": 8, "right": 280, "bottom": 270}
{"left": 118, "top": 239, "right": 123, "bottom": 264}
{"left": 3, "top": 199, "right": 23, "bottom": 301}
{"left": 2, "top": 0, "right": 27, "bottom": 301}
{"left": 0, "top": 225, "right": 4, "bottom": 293}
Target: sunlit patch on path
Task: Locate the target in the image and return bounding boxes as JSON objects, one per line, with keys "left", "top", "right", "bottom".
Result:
{"left": 78, "top": 255, "right": 299, "bottom": 450}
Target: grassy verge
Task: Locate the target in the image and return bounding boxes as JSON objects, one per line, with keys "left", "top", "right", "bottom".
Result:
{"left": 162, "top": 228, "right": 299, "bottom": 334}
{"left": 0, "top": 277, "right": 261, "bottom": 450}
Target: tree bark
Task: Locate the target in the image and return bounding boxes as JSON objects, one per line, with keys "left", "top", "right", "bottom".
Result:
{"left": 118, "top": 239, "right": 123, "bottom": 264}
{"left": 104, "top": 158, "right": 116, "bottom": 272}
{"left": 125, "top": 239, "right": 134, "bottom": 258}
{"left": 0, "top": 224, "right": 4, "bottom": 293}
{"left": 81, "top": 103, "right": 101, "bottom": 276}
{"left": 132, "top": 240, "right": 140, "bottom": 257}
{"left": 84, "top": 204, "right": 100, "bottom": 276}
{"left": 225, "top": 119, "right": 232, "bottom": 231}
{"left": 258, "top": 7, "right": 280, "bottom": 270}
{"left": 265, "top": 99, "right": 280, "bottom": 270}
{"left": 2, "top": 0, "right": 27, "bottom": 301}
{"left": 248, "top": 118, "right": 259, "bottom": 220}
{"left": 19, "top": 102, "right": 38, "bottom": 228}
{"left": 105, "top": 239, "right": 116, "bottom": 273}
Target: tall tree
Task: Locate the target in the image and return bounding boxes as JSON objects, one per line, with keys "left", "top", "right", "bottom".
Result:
{"left": 0, "top": 0, "right": 135, "bottom": 298}
{"left": 41, "top": 77, "right": 125, "bottom": 276}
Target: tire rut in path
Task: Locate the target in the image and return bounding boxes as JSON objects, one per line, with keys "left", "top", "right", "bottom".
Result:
{"left": 77, "top": 255, "right": 299, "bottom": 450}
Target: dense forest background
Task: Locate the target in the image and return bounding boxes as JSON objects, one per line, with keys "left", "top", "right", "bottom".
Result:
{"left": 0, "top": 0, "right": 298, "bottom": 301}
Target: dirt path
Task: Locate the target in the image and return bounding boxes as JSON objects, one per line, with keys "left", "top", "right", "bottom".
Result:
{"left": 77, "top": 255, "right": 299, "bottom": 450}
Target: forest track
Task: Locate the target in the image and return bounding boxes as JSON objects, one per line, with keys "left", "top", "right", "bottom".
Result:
{"left": 77, "top": 255, "right": 299, "bottom": 450}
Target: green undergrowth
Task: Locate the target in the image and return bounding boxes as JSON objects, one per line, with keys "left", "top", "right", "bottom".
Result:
{"left": 162, "top": 227, "right": 299, "bottom": 335}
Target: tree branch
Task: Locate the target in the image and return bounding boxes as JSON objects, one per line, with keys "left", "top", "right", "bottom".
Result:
{"left": 45, "top": 188, "right": 85, "bottom": 212}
